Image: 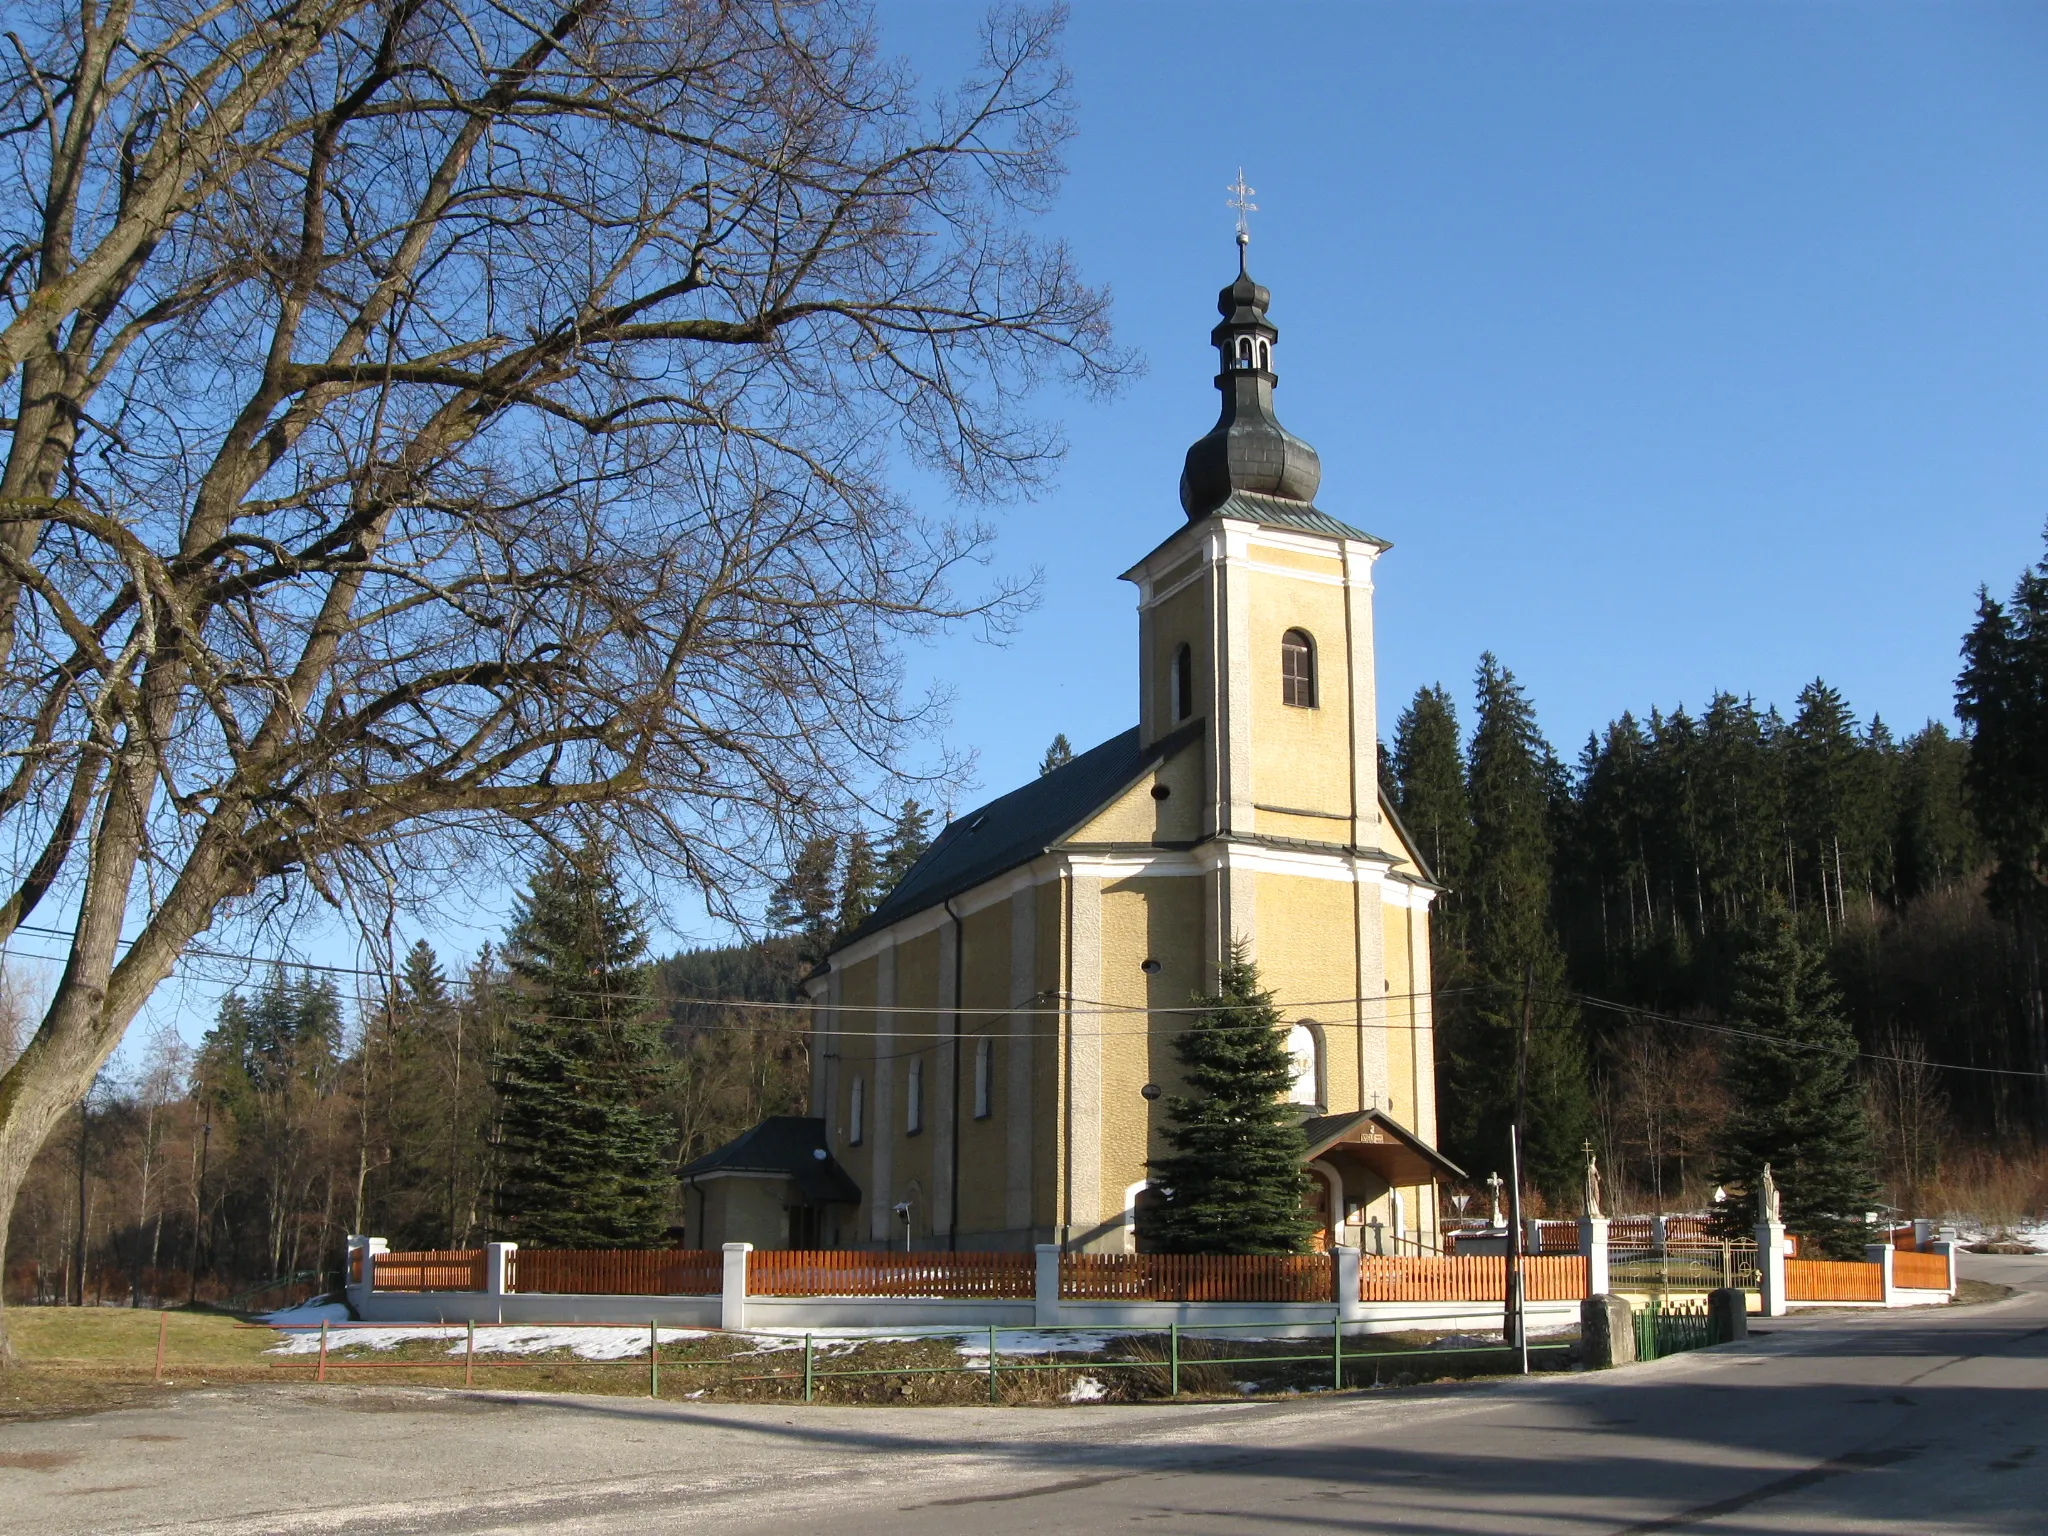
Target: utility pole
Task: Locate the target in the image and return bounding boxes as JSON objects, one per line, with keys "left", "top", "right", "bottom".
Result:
{"left": 1503, "top": 962, "right": 1533, "bottom": 1375}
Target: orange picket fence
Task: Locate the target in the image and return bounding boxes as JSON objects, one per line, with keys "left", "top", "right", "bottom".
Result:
{"left": 1892, "top": 1249, "right": 1950, "bottom": 1291}
{"left": 370, "top": 1250, "right": 485, "bottom": 1292}
{"left": 748, "top": 1249, "right": 1033, "bottom": 1298}
{"left": 1784, "top": 1258, "right": 1883, "bottom": 1302}
{"left": 1060, "top": 1253, "right": 1333, "bottom": 1303}
{"left": 1358, "top": 1254, "right": 1587, "bottom": 1303}
{"left": 509, "top": 1249, "right": 720, "bottom": 1296}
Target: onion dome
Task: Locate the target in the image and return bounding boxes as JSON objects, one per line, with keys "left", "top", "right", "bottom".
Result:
{"left": 1178, "top": 236, "right": 1323, "bottom": 519}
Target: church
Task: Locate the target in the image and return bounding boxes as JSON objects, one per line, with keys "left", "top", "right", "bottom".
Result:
{"left": 681, "top": 237, "right": 1460, "bottom": 1256}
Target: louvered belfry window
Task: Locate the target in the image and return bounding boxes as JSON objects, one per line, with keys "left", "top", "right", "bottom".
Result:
{"left": 1281, "top": 629, "right": 1316, "bottom": 708}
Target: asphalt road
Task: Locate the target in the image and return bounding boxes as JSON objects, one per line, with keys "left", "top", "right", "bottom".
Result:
{"left": 2, "top": 1252, "right": 2043, "bottom": 1535}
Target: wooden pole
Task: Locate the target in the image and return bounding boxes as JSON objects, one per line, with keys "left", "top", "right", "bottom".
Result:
{"left": 316, "top": 1319, "right": 329, "bottom": 1384}
{"left": 465, "top": 1320, "right": 475, "bottom": 1387}
{"left": 153, "top": 1310, "right": 168, "bottom": 1383}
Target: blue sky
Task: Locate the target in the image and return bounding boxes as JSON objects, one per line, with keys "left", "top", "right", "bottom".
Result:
{"left": 889, "top": 0, "right": 2048, "bottom": 818}
{"left": 53, "top": 2, "right": 2048, "bottom": 1052}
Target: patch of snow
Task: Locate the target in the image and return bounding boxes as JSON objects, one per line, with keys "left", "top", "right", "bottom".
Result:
{"left": 1952, "top": 1220, "right": 2048, "bottom": 1253}
{"left": 1063, "top": 1375, "right": 1107, "bottom": 1402}
{"left": 261, "top": 1300, "right": 351, "bottom": 1325}
{"left": 264, "top": 1324, "right": 708, "bottom": 1359}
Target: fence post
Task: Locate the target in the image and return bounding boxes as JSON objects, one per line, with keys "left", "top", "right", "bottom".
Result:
{"left": 1332, "top": 1317, "right": 1343, "bottom": 1391}
{"left": 1651, "top": 1214, "right": 1668, "bottom": 1256}
{"left": 316, "top": 1319, "right": 329, "bottom": 1384}
{"left": 1033, "top": 1243, "right": 1062, "bottom": 1327}
{"left": 1333, "top": 1245, "right": 1362, "bottom": 1324}
{"left": 649, "top": 1320, "right": 659, "bottom": 1398}
{"left": 720, "top": 1242, "right": 753, "bottom": 1331}
{"left": 1525, "top": 1217, "right": 1544, "bottom": 1256}
{"left": 1865, "top": 1243, "right": 1896, "bottom": 1307}
{"left": 154, "top": 1310, "right": 168, "bottom": 1383}
{"left": 466, "top": 1320, "right": 475, "bottom": 1387}
{"left": 1169, "top": 1322, "right": 1179, "bottom": 1398}
{"left": 988, "top": 1324, "right": 1000, "bottom": 1405}
{"left": 485, "top": 1241, "right": 517, "bottom": 1314}
{"left": 1578, "top": 1215, "right": 1609, "bottom": 1298}
{"left": 1930, "top": 1238, "right": 1958, "bottom": 1298}
{"left": 804, "top": 1334, "right": 814, "bottom": 1402}
{"left": 345, "top": 1235, "right": 386, "bottom": 1315}
{"left": 1755, "top": 1217, "right": 1787, "bottom": 1318}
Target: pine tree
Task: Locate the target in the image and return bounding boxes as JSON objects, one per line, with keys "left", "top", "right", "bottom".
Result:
{"left": 493, "top": 842, "right": 673, "bottom": 1248}
{"left": 1712, "top": 900, "right": 1877, "bottom": 1257}
{"left": 1145, "top": 947, "right": 1317, "bottom": 1255}
{"left": 1448, "top": 654, "right": 1592, "bottom": 1203}
{"left": 1039, "top": 733, "right": 1075, "bottom": 776}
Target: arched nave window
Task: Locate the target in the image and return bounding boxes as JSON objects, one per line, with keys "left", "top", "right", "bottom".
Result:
{"left": 1287, "top": 1022, "right": 1323, "bottom": 1107}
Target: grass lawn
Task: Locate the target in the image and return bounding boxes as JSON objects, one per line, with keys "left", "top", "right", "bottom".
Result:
{"left": 1, "top": 1306, "right": 286, "bottom": 1424}
{"left": 0, "top": 1306, "right": 1583, "bottom": 1420}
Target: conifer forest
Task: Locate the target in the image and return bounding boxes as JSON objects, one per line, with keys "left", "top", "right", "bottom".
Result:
{"left": 6, "top": 534, "right": 2048, "bottom": 1292}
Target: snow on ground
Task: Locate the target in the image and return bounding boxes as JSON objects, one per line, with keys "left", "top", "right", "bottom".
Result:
{"left": 1953, "top": 1220, "right": 2048, "bottom": 1253}
{"left": 263, "top": 1324, "right": 710, "bottom": 1359}
{"left": 261, "top": 1301, "right": 351, "bottom": 1326}
{"left": 1062, "top": 1376, "right": 1107, "bottom": 1402}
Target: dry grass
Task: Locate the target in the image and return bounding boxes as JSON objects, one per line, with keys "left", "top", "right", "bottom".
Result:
{"left": 1930, "top": 1147, "right": 2048, "bottom": 1232}
{"left": 0, "top": 1308, "right": 1579, "bottom": 1420}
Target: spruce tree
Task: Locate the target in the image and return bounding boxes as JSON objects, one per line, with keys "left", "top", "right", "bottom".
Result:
{"left": 879, "top": 800, "right": 933, "bottom": 893}
{"left": 767, "top": 835, "right": 839, "bottom": 957}
{"left": 1039, "top": 733, "right": 1075, "bottom": 776}
{"left": 835, "top": 831, "right": 881, "bottom": 936}
{"left": 1390, "top": 685, "right": 1474, "bottom": 947}
{"left": 1146, "top": 947, "right": 1317, "bottom": 1255}
{"left": 1447, "top": 654, "right": 1592, "bottom": 1203}
{"left": 1957, "top": 532, "right": 2048, "bottom": 929}
{"left": 493, "top": 842, "right": 673, "bottom": 1248}
{"left": 1712, "top": 900, "right": 1877, "bottom": 1257}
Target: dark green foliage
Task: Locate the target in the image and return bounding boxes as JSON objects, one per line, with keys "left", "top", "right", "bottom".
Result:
{"left": 1892, "top": 724, "right": 1980, "bottom": 901}
{"left": 1445, "top": 655, "right": 1591, "bottom": 1203}
{"left": 1146, "top": 948, "right": 1317, "bottom": 1255}
{"left": 767, "top": 835, "right": 839, "bottom": 958}
{"left": 1712, "top": 902, "right": 1877, "bottom": 1257}
{"left": 1390, "top": 684, "right": 1473, "bottom": 947}
{"left": 836, "top": 831, "right": 881, "bottom": 936}
{"left": 1957, "top": 533, "right": 2048, "bottom": 928}
{"left": 1039, "top": 733, "right": 1075, "bottom": 776}
{"left": 881, "top": 799, "right": 933, "bottom": 892}
{"left": 493, "top": 842, "right": 673, "bottom": 1248}
{"left": 654, "top": 938, "right": 811, "bottom": 1164}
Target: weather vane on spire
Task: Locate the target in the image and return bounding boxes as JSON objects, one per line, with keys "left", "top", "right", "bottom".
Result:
{"left": 1227, "top": 168, "right": 1257, "bottom": 247}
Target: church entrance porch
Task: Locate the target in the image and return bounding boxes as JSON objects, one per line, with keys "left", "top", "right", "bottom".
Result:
{"left": 1301, "top": 1108, "right": 1465, "bottom": 1255}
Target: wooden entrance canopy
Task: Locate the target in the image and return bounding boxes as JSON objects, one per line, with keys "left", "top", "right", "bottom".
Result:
{"left": 1299, "top": 1109, "right": 1466, "bottom": 1188}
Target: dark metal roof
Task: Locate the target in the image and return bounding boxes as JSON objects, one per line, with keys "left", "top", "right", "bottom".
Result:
{"left": 1300, "top": 1108, "right": 1467, "bottom": 1182}
{"left": 834, "top": 719, "right": 1206, "bottom": 953}
{"left": 679, "top": 1115, "right": 861, "bottom": 1204}
{"left": 1211, "top": 491, "right": 1388, "bottom": 548}
{"left": 1180, "top": 256, "right": 1323, "bottom": 518}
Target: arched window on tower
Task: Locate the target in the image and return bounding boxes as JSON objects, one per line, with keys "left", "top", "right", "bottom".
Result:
{"left": 1172, "top": 643, "right": 1194, "bottom": 722}
{"left": 1281, "top": 629, "right": 1316, "bottom": 708}
{"left": 1287, "top": 1022, "right": 1323, "bottom": 1107}
{"left": 1257, "top": 339, "right": 1270, "bottom": 371}
{"left": 1236, "top": 336, "right": 1253, "bottom": 368}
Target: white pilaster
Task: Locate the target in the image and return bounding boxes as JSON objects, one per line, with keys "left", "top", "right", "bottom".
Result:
{"left": 1065, "top": 872, "right": 1104, "bottom": 1239}
{"left": 1579, "top": 1216, "right": 1610, "bottom": 1296}
{"left": 1033, "top": 1244, "right": 1062, "bottom": 1326}
{"left": 1866, "top": 1243, "right": 1897, "bottom": 1307}
{"left": 869, "top": 943, "right": 896, "bottom": 1243}
{"left": 1341, "top": 539, "right": 1381, "bottom": 849}
{"left": 1006, "top": 889, "right": 1038, "bottom": 1235}
{"left": 932, "top": 912, "right": 961, "bottom": 1242}
{"left": 1334, "top": 1246, "right": 1363, "bottom": 1323}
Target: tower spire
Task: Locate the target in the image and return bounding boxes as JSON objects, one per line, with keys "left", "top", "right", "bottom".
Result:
{"left": 1177, "top": 213, "right": 1322, "bottom": 521}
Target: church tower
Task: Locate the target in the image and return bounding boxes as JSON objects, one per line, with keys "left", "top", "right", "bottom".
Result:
{"left": 756, "top": 233, "right": 1454, "bottom": 1262}
{"left": 1124, "top": 237, "right": 1396, "bottom": 972}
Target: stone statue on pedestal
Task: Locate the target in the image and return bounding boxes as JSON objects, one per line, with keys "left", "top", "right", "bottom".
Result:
{"left": 1759, "top": 1162, "right": 1781, "bottom": 1224}
{"left": 1581, "top": 1140, "right": 1604, "bottom": 1219}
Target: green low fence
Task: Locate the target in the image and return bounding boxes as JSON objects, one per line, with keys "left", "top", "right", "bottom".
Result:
{"left": 1632, "top": 1298, "right": 1716, "bottom": 1362}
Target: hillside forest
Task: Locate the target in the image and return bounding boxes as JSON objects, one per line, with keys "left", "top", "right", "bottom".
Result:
{"left": 4, "top": 542, "right": 2045, "bottom": 1299}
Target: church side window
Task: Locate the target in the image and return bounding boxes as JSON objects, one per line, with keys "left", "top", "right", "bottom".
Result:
{"left": 973, "top": 1037, "right": 993, "bottom": 1119}
{"left": 1257, "top": 339, "right": 1270, "bottom": 370}
{"left": 849, "top": 1076, "right": 865, "bottom": 1146}
{"left": 1287, "top": 1022, "right": 1323, "bottom": 1107}
{"left": 1281, "top": 629, "right": 1316, "bottom": 708}
{"left": 906, "top": 1058, "right": 924, "bottom": 1136}
{"left": 1171, "top": 643, "right": 1194, "bottom": 722}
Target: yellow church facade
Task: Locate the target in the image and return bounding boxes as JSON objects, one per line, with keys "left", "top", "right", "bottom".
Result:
{"left": 788, "top": 248, "right": 1458, "bottom": 1255}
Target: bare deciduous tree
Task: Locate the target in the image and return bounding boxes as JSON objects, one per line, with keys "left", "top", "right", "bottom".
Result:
{"left": 0, "top": 0, "right": 1123, "bottom": 1350}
